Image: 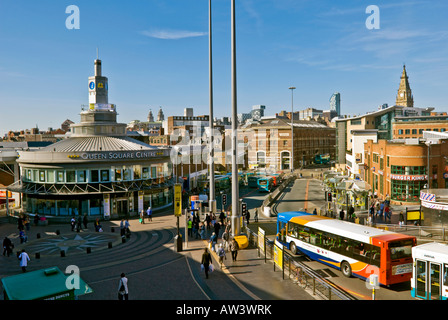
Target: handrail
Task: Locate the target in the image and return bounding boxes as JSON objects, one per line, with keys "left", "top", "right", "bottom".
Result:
{"left": 245, "top": 226, "right": 355, "bottom": 300}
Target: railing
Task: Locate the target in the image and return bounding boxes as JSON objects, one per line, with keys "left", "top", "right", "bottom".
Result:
{"left": 245, "top": 226, "right": 355, "bottom": 300}
{"left": 373, "top": 223, "right": 448, "bottom": 242}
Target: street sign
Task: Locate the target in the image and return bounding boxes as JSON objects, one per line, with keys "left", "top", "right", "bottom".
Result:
{"left": 174, "top": 183, "right": 182, "bottom": 217}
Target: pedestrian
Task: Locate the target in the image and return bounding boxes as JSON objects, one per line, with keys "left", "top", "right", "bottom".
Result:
{"left": 399, "top": 211, "right": 405, "bottom": 227}
{"left": 24, "top": 215, "right": 30, "bottom": 231}
{"left": 187, "top": 217, "right": 192, "bottom": 237}
{"left": 193, "top": 219, "right": 199, "bottom": 239}
{"left": 34, "top": 214, "right": 39, "bottom": 226}
{"left": 17, "top": 215, "right": 24, "bottom": 232}
{"left": 19, "top": 230, "right": 28, "bottom": 244}
{"left": 339, "top": 209, "right": 345, "bottom": 220}
{"left": 83, "top": 214, "right": 88, "bottom": 229}
{"left": 120, "top": 219, "right": 126, "bottom": 237}
{"left": 222, "top": 231, "right": 230, "bottom": 251}
{"left": 213, "top": 221, "right": 221, "bottom": 238}
{"left": 18, "top": 249, "right": 30, "bottom": 272}
{"left": 230, "top": 238, "right": 239, "bottom": 262}
{"left": 205, "top": 214, "right": 211, "bottom": 230}
{"left": 386, "top": 207, "right": 392, "bottom": 223}
{"left": 140, "top": 210, "right": 145, "bottom": 224}
{"left": 313, "top": 208, "right": 317, "bottom": 215}
{"left": 209, "top": 232, "right": 217, "bottom": 252}
{"left": 118, "top": 273, "right": 129, "bottom": 300}
{"left": 76, "top": 216, "right": 83, "bottom": 232}
{"left": 219, "top": 211, "right": 226, "bottom": 225}
{"left": 217, "top": 243, "right": 226, "bottom": 268}
{"left": 70, "top": 216, "right": 76, "bottom": 231}
{"left": 146, "top": 206, "right": 152, "bottom": 222}
{"left": 201, "top": 248, "right": 212, "bottom": 279}
{"left": 246, "top": 210, "right": 250, "bottom": 225}
{"left": 95, "top": 218, "right": 101, "bottom": 232}
{"left": 3, "top": 236, "right": 13, "bottom": 257}
{"left": 379, "top": 202, "right": 385, "bottom": 221}
{"left": 199, "top": 223, "right": 206, "bottom": 240}
{"left": 348, "top": 205, "right": 355, "bottom": 221}
{"left": 254, "top": 208, "right": 259, "bottom": 222}
{"left": 125, "top": 219, "right": 131, "bottom": 237}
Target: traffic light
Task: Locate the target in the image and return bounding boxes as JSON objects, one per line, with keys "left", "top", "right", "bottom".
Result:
{"left": 222, "top": 194, "right": 227, "bottom": 206}
{"left": 241, "top": 202, "right": 247, "bottom": 215}
{"left": 327, "top": 192, "right": 332, "bottom": 202}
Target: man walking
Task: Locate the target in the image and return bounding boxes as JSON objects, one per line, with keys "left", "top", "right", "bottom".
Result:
{"left": 18, "top": 249, "right": 30, "bottom": 272}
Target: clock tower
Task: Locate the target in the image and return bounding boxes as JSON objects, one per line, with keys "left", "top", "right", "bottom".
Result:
{"left": 88, "top": 59, "right": 109, "bottom": 105}
{"left": 395, "top": 65, "right": 414, "bottom": 107}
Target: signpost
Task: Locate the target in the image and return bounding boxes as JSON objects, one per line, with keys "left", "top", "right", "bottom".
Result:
{"left": 174, "top": 183, "right": 183, "bottom": 252}
{"left": 258, "top": 227, "right": 266, "bottom": 262}
{"left": 274, "top": 239, "right": 285, "bottom": 279}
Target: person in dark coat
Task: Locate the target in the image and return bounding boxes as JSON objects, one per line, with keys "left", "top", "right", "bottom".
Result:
{"left": 201, "top": 248, "right": 212, "bottom": 279}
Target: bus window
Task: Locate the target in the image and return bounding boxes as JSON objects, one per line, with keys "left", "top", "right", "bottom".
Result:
{"left": 444, "top": 264, "right": 448, "bottom": 287}
{"left": 371, "top": 249, "right": 381, "bottom": 267}
{"left": 389, "top": 240, "right": 413, "bottom": 260}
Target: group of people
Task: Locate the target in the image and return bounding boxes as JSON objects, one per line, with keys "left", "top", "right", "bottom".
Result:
{"left": 197, "top": 211, "right": 243, "bottom": 279}
{"left": 368, "top": 196, "right": 393, "bottom": 224}
{"left": 139, "top": 206, "right": 152, "bottom": 224}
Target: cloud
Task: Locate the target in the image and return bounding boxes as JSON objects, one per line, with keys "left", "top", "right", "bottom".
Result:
{"left": 140, "top": 29, "right": 207, "bottom": 40}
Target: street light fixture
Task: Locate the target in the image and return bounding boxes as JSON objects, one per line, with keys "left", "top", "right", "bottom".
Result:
{"left": 289, "top": 86, "right": 296, "bottom": 172}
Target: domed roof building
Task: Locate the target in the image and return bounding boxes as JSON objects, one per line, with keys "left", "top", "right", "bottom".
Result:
{"left": 8, "top": 59, "right": 173, "bottom": 220}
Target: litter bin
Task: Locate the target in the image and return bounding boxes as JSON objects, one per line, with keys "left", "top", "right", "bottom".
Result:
{"left": 174, "top": 234, "right": 183, "bottom": 252}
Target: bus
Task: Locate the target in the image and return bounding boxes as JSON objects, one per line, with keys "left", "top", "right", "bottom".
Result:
{"left": 276, "top": 212, "right": 417, "bottom": 286}
{"left": 314, "top": 154, "right": 330, "bottom": 164}
{"left": 248, "top": 176, "right": 259, "bottom": 188}
{"left": 257, "top": 177, "right": 274, "bottom": 193}
{"left": 411, "top": 242, "right": 448, "bottom": 300}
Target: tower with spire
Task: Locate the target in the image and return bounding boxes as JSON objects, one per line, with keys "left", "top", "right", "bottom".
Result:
{"left": 395, "top": 65, "right": 414, "bottom": 107}
{"left": 88, "top": 56, "right": 109, "bottom": 105}
{"left": 147, "top": 109, "right": 154, "bottom": 122}
{"left": 157, "top": 107, "right": 165, "bottom": 122}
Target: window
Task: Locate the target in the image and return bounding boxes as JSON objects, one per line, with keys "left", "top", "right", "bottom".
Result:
{"left": 412, "top": 129, "right": 417, "bottom": 135}
{"left": 47, "top": 170, "right": 55, "bottom": 183}
{"left": 57, "top": 171, "right": 65, "bottom": 183}
{"left": 39, "top": 170, "right": 46, "bottom": 182}
{"left": 114, "top": 168, "right": 122, "bottom": 181}
{"left": 142, "top": 167, "right": 149, "bottom": 179}
{"left": 101, "top": 169, "right": 110, "bottom": 182}
{"left": 405, "top": 129, "right": 410, "bottom": 135}
{"left": 77, "top": 170, "right": 86, "bottom": 183}
{"left": 398, "top": 129, "right": 404, "bottom": 135}
{"left": 66, "top": 171, "right": 76, "bottom": 183}
{"left": 90, "top": 170, "right": 99, "bottom": 183}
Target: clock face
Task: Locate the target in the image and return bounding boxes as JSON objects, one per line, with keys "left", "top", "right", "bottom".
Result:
{"left": 89, "top": 81, "right": 95, "bottom": 90}
{"left": 400, "top": 92, "right": 404, "bottom": 98}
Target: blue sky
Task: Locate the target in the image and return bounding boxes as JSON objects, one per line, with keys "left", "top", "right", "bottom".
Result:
{"left": 1, "top": 0, "right": 448, "bottom": 136}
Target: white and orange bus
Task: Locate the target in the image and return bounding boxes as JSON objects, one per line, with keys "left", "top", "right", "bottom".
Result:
{"left": 277, "top": 212, "right": 416, "bottom": 286}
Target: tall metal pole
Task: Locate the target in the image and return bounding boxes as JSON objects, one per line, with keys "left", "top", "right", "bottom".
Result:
{"left": 208, "top": 0, "right": 215, "bottom": 211}
{"left": 231, "top": 0, "right": 240, "bottom": 236}
{"left": 289, "top": 87, "right": 296, "bottom": 172}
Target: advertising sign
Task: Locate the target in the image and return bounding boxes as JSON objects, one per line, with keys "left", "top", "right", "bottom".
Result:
{"left": 274, "top": 239, "right": 284, "bottom": 271}
{"left": 174, "top": 183, "right": 182, "bottom": 217}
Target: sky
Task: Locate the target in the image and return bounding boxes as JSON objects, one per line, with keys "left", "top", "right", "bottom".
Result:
{"left": 1, "top": 0, "right": 448, "bottom": 136}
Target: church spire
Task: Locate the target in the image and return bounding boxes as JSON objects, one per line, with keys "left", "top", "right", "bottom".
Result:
{"left": 395, "top": 64, "right": 414, "bottom": 107}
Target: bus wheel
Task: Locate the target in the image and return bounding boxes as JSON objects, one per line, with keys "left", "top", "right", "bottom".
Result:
{"left": 290, "top": 242, "right": 297, "bottom": 255}
{"left": 341, "top": 261, "right": 352, "bottom": 278}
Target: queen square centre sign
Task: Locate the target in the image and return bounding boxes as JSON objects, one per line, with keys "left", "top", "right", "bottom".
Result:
{"left": 76, "top": 150, "right": 167, "bottom": 161}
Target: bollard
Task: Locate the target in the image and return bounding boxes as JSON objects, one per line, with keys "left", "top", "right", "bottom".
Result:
{"left": 60, "top": 250, "right": 66, "bottom": 257}
{"left": 35, "top": 253, "right": 40, "bottom": 259}
{"left": 56, "top": 230, "right": 60, "bottom": 235}
{"left": 122, "top": 237, "right": 126, "bottom": 243}
{"left": 86, "top": 247, "right": 91, "bottom": 254}
{"left": 37, "top": 233, "right": 41, "bottom": 239}
{"left": 108, "top": 242, "right": 113, "bottom": 249}
{"left": 111, "top": 227, "right": 115, "bottom": 233}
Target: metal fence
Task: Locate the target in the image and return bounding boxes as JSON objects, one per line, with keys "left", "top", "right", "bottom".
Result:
{"left": 245, "top": 225, "right": 355, "bottom": 300}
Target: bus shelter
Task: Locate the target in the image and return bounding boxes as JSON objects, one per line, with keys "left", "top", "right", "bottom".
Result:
{"left": 1, "top": 267, "right": 92, "bottom": 300}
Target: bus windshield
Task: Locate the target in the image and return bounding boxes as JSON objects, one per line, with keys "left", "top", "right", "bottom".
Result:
{"left": 389, "top": 240, "right": 413, "bottom": 260}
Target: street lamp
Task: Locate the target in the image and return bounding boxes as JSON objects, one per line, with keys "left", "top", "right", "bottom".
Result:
{"left": 425, "top": 140, "right": 432, "bottom": 190}
{"left": 231, "top": 0, "right": 240, "bottom": 237}
{"left": 208, "top": 0, "right": 216, "bottom": 212}
{"left": 289, "top": 86, "right": 296, "bottom": 172}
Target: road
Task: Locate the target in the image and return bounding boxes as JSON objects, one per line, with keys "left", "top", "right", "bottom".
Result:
{"left": 264, "top": 175, "right": 415, "bottom": 300}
